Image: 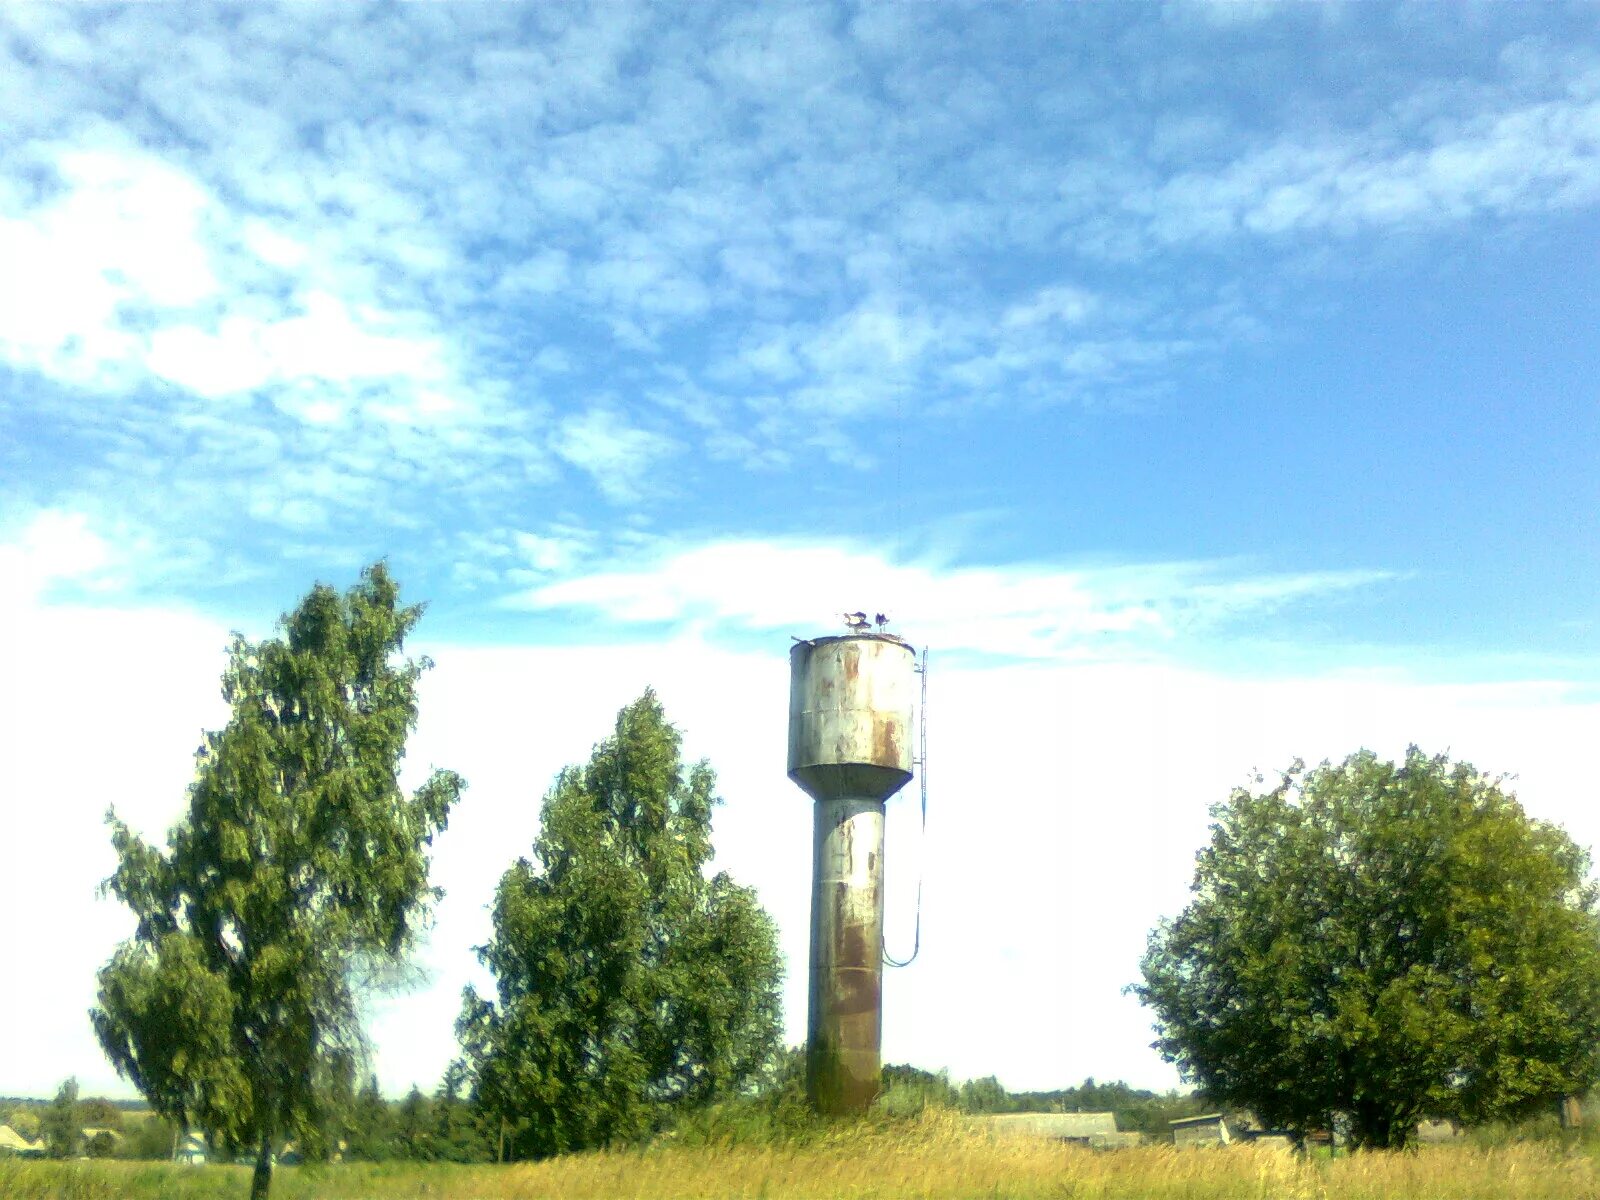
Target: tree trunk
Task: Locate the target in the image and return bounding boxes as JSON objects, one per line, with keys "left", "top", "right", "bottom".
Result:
{"left": 1350, "top": 1103, "right": 1411, "bottom": 1152}
{"left": 250, "top": 1133, "right": 272, "bottom": 1200}
{"left": 1561, "top": 1094, "right": 1583, "bottom": 1130}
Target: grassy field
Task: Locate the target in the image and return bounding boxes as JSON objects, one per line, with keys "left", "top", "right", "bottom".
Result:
{"left": 5, "top": 1111, "right": 1599, "bottom": 1200}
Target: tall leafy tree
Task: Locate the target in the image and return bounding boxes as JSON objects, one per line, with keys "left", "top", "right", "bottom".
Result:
{"left": 91, "top": 563, "right": 463, "bottom": 1199}
{"left": 458, "top": 691, "right": 782, "bottom": 1158}
{"left": 1136, "top": 748, "right": 1600, "bottom": 1149}
{"left": 40, "top": 1078, "right": 79, "bottom": 1159}
{"left": 344, "top": 1076, "right": 395, "bottom": 1163}
{"left": 957, "top": 1075, "right": 1009, "bottom": 1114}
{"left": 395, "top": 1086, "right": 434, "bottom": 1160}
{"left": 432, "top": 1062, "right": 493, "bottom": 1162}
{"left": 76, "top": 1098, "right": 123, "bottom": 1131}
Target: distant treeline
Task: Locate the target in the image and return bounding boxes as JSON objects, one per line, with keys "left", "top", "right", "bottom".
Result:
{"left": 878, "top": 1065, "right": 1212, "bottom": 1138}
{"left": 3, "top": 1066, "right": 1211, "bottom": 1162}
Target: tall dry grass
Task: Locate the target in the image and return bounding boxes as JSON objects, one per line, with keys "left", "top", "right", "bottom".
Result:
{"left": 6, "top": 1110, "right": 1600, "bottom": 1199}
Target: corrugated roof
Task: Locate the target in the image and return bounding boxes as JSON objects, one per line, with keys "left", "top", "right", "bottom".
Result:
{"left": 983, "top": 1112, "right": 1119, "bottom": 1138}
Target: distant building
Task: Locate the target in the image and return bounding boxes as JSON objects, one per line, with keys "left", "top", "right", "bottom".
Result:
{"left": 174, "top": 1130, "right": 208, "bottom": 1165}
{"left": 1415, "top": 1119, "right": 1463, "bottom": 1143}
{"left": 1170, "top": 1113, "right": 1232, "bottom": 1147}
{"left": 981, "top": 1112, "right": 1141, "bottom": 1148}
{"left": 0, "top": 1124, "right": 45, "bottom": 1157}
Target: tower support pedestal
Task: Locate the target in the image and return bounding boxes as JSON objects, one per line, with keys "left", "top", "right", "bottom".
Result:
{"left": 807, "top": 795, "right": 886, "bottom": 1115}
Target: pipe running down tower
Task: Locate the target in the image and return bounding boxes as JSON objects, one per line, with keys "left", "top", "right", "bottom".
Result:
{"left": 787, "top": 633, "right": 916, "bottom": 1115}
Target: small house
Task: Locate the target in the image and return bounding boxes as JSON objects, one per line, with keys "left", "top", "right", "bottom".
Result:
{"left": 982, "top": 1112, "right": 1137, "bottom": 1147}
{"left": 1170, "top": 1113, "right": 1232, "bottom": 1147}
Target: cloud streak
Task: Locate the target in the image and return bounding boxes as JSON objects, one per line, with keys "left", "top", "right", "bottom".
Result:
{"left": 509, "top": 536, "right": 1396, "bottom": 659}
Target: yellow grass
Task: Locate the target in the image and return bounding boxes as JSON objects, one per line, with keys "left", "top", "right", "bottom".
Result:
{"left": 6, "top": 1111, "right": 1600, "bottom": 1199}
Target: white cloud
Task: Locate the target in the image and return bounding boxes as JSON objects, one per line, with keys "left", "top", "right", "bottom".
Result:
{"left": 512, "top": 525, "right": 594, "bottom": 575}
{"left": 509, "top": 537, "right": 1394, "bottom": 659}
{"left": 1002, "top": 285, "right": 1098, "bottom": 328}
{"left": 0, "top": 510, "right": 115, "bottom": 607}
{"left": 7, "top": 2, "right": 1599, "bottom": 532}
{"left": 1139, "top": 92, "right": 1600, "bottom": 245}
{"left": 552, "top": 408, "right": 682, "bottom": 504}
{"left": 0, "top": 135, "right": 463, "bottom": 422}
{"left": 145, "top": 291, "right": 451, "bottom": 404}
{"left": 0, "top": 145, "right": 211, "bottom": 389}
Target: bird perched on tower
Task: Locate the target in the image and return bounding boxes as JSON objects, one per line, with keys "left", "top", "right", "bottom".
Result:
{"left": 874, "top": 613, "right": 890, "bottom": 631}
{"left": 843, "top": 611, "right": 870, "bottom": 633}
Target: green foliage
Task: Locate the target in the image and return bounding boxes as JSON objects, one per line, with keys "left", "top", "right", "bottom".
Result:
{"left": 949, "top": 1074, "right": 1208, "bottom": 1137}
{"left": 957, "top": 1075, "right": 1008, "bottom": 1114}
{"left": 334, "top": 1071, "right": 492, "bottom": 1165}
{"left": 74, "top": 1101, "right": 121, "bottom": 1134}
{"left": 429, "top": 1065, "right": 492, "bottom": 1163}
{"left": 877, "top": 1065, "right": 958, "bottom": 1117}
{"left": 665, "top": 1049, "right": 833, "bottom": 1148}
{"left": 40, "top": 1080, "right": 78, "bottom": 1159}
{"left": 393, "top": 1088, "right": 433, "bottom": 1162}
{"left": 90, "top": 563, "right": 463, "bottom": 1196}
{"left": 458, "top": 691, "right": 783, "bottom": 1160}
{"left": 344, "top": 1079, "right": 394, "bottom": 1164}
{"left": 1135, "top": 748, "right": 1600, "bottom": 1149}
{"left": 121, "top": 1115, "right": 179, "bottom": 1161}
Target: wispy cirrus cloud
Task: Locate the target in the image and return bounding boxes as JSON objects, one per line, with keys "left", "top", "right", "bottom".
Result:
{"left": 552, "top": 408, "right": 683, "bottom": 504}
{"left": 4, "top": 3, "right": 1600, "bottom": 587}
{"left": 1132, "top": 88, "right": 1600, "bottom": 246}
{"left": 505, "top": 536, "right": 1396, "bottom": 660}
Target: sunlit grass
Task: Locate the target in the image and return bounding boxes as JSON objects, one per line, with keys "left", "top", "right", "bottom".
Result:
{"left": 6, "top": 1110, "right": 1600, "bottom": 1199}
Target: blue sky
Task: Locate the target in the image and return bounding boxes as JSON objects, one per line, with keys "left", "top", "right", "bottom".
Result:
{"left": 3, "top": 2, "right": 1599, "bottom": 1100}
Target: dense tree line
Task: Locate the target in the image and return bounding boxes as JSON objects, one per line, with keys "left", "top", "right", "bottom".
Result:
{"left": 336, "top": 1069, "right": 494, "bottom": 1163}
{"left": 872, "top": 1066, "right": 1208, "bottom": 1138}
{"left": 2, "top": 1082, "right": 178, "bottom": 1160}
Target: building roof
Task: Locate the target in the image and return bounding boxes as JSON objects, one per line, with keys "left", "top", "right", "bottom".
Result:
{"left": 1169, "top": 1113, "right": 1228, "bottom": 1127}
{"left": 984, "top": 1112, "right": 1119, "bottom": 1139}
{"left": 0, "top": 1124, "right": 42, "bottom": 1153}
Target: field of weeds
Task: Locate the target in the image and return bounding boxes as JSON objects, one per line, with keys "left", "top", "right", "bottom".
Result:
{"left": 5, "top": 1111, "right": 1600, "bottom": 1200}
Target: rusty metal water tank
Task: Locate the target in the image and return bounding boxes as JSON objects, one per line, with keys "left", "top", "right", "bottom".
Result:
{"left": 788, "top": 635, "right": 915, "bottom": 801}
{"left": 788, "top": 634, "right": 916, "bottom": 1115}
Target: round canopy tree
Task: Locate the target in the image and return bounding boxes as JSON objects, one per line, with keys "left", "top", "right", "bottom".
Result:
{"left": 1135, "top": 748, "right": 1600, "bottom": 1149}
{"left": 458, "top": 691, "right": 782, "bottom": 1159}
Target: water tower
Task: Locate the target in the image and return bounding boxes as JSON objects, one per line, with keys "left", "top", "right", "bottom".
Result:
{"left": 788, "top": 631, "right": 917, "bottom": 1115}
